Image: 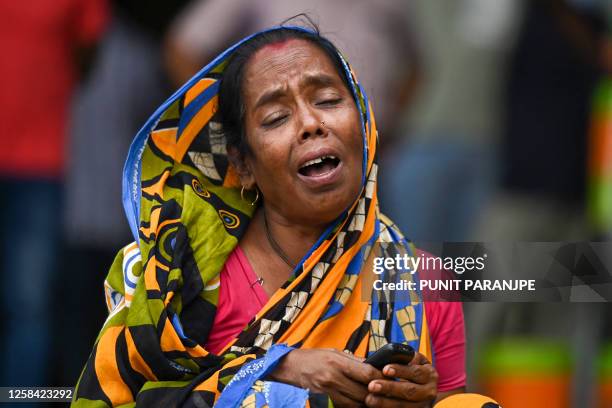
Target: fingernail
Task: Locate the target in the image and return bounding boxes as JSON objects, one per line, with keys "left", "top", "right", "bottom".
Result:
{"left": 384, "top": 366, "right": 396, "bottom": 376}
{"left": 369, "top": 382, "right": 382, "bottom": 392}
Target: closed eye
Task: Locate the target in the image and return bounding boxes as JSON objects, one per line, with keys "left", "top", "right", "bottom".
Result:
{"left": 262, "top": 113, "right": 289, "bottom": 128}
{"left": 316, "top": 98, "right": 342, "bottom": 107}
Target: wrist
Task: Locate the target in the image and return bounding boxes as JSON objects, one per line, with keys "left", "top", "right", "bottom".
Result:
{"left": 267, "top": 349, "right": 302, "bottom": 387}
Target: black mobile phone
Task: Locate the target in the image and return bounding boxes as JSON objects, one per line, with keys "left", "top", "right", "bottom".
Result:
{"left": 364, "top": 343, "right": 415, "bottom": 370}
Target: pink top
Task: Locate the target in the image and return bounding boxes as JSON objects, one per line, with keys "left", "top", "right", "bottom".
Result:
{"left": 205, "top": 246, "right": 466, "bottom": 392}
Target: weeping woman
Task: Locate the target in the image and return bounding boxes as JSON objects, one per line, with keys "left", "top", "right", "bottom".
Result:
{"left": 72, "top": 24, "right": 499, "bottom": 408}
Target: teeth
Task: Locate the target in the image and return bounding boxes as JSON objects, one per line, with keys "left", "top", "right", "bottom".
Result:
{"left": 300, "top": 155, "right": 337, "bottom": 169}
{"left": 302, "top": 157, "right": 323, "bottom": 168}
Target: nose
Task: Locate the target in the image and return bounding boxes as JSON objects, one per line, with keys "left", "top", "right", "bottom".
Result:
{"left": 298, "top": 105, "right": 326, "bottom": 141}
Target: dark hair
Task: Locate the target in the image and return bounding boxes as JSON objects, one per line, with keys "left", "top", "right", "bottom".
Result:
{"left": 216, "top": 20, "right": 353, "bottom": 157}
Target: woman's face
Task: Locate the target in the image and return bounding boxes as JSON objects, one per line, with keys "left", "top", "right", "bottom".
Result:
{"left": 240, "top": 39, "right": 363, "bottom": 226}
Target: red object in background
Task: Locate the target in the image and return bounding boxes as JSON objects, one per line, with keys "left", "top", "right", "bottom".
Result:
{"left": 0, "top": 0, "right": 108, "bottom": 179}
{"left": 480, "top": 340, "right": 572, "bottom": 408}
{"left": 596, "top": 344, "right": 612, "bottom": 408}
{"left": 484, "top": 375, "right": 571, "bottom": 408}
{"left": 599, "top": 382, "right": 612, "bottom": 408}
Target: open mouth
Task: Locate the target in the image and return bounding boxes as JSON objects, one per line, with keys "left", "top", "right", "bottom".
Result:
{"left": 298, "top": 155, "right": 341, "bottom": 177}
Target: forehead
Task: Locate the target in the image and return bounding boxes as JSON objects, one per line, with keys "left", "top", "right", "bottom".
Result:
{"left": 242, "top": 38, "right": 345, "bottom": 97}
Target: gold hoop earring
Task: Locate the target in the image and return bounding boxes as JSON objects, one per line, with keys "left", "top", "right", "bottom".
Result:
{"left": 241, "top": 186, "right": 260, "bottom": 206}
{"left": 251, "top": 188, "right": 260, "bottom": 206}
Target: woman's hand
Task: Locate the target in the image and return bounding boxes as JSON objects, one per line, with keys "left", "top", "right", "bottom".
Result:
{"left": 269, "top": 348, "right": 384, "bottom": 407}
{"left": 364, "top": 352, "right": 438, "bottom": 407}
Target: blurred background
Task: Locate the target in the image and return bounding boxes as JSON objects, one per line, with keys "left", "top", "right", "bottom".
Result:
{"left": 0, "top": 0, "right": 611, "bottom": 407}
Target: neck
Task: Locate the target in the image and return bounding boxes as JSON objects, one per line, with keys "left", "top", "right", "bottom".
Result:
{"left": 254, "top": 206, "right": 327, "bottom": 268}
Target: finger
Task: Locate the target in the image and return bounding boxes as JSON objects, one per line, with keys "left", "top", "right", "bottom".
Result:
{"left": 334, "top": 349, "right": 366, "bottom": 363}
{"left": 344, "top": 353, "right": 366, "bottom": 363}
{"left": 367, "top": 379, "right": 436, "bottom": 402}
{"left": 327, "top": 355, "right": 372, "bottom": 401}
{"left": 340, "top": 358, "right": 384, "bottom": 384}
{"left": 409, "top": 352, "right": 430, "bottom": 366}
{"left": 333, "top": 375, "right": 370, "bottom": 403}
{"left": 330, "top": 389, "right": 367, "bottom": 407}
{"left": 382, "top": 363, "right": 438, "bottom": 385}
{"left": 365, "top": 393, "right": 423, "bottom": 408}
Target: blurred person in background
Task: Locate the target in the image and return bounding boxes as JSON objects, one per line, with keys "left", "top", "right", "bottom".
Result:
{"left": 483, "top": 0, "right": 610, "bottom": 242}
{"left": 379, "top": 0, "right": 524, "bottom": 242}
{"left": 56, "top": 0, "right": 191, "bottom": 386}
{"left": 377, "top": 1, "right": 611, "bottom": 405}
{"left": 0, "top": 0, "right": 108, "bottom": 387}
{"left": 373, "top": 3, "right": 524, "bottom": 399}
{"left": 468, "top": 1, "right": 612, "bottom": 406}
{"left": 164, "top": 0, "right": 420, "bottom": 141}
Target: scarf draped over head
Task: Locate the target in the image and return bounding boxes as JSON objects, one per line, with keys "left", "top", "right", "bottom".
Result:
{"left": 72, "top": 26, "right": 430, "bottom": 408}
